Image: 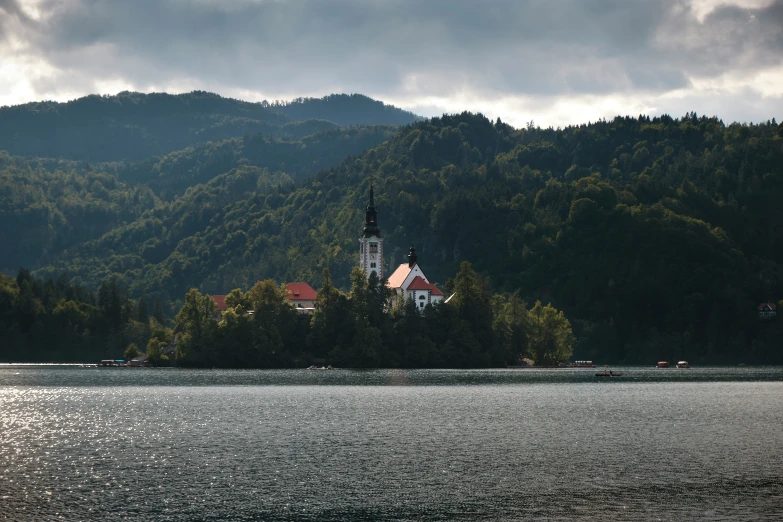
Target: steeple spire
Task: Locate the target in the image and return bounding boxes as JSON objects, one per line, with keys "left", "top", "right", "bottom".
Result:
{"left": 363, "top": 183, "right": 380, "bottom": 237}
{"left": 408, "top": 245, "right": 417, "bottom": 267}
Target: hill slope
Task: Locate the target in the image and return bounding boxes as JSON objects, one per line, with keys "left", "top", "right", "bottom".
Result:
{"left": 0, "top": 91, "right": 420, "bottom": 162}
{"left": 31, "top": 112, "right": 783, "bottom": 363}
{"left": 272, "top": 94, "right": 421, "bottom": 126}
{"left": 0, "top": 123, "right": 398, "bottom": 273}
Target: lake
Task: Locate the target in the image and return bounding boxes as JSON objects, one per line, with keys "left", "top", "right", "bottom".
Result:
{"left": 1, "top": 366, "right": 781, "bottom": 521}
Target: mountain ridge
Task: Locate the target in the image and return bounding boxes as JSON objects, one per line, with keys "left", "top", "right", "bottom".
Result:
{"left": 0, "top": 91, "right": 421, "bottom": 162}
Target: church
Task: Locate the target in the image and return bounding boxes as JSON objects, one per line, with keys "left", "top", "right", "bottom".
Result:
{"left": 359, "top": 186, "right": 445, "bottom": 310}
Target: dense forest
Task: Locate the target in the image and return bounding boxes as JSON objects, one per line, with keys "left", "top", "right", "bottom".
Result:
{"left": 0, "top": 91, "right": 418, "bottom": 161}
{"left": 270, "top": 94, "right": 421, "bottom": 127}
{"left": 2, "top": 93, "right": 783, "bottom": 365}
{"left": 0, "top": 262, "right": 572, "bottom": 368}
{"left": 0, "top": 124, "right": 397, "bottom": 273}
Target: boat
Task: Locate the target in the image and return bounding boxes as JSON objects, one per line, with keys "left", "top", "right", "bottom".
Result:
{"left": 571, "top": 360, "right": 596, "bottom": 368}
{"left": 676, "top": 361, "right": 690, "bottom": 368}
{"left": 596, "top": 366, "right": 622, "bottom": 377}
{"left": 657, "top": 361, "right": 669, "bottom": 368}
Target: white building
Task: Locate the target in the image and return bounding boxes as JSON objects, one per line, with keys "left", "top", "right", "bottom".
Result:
{"left": 359, "top": 185, "right": 383, "bottom": 280}
{"left": 387, "top": 246, "right": 445, "bottom": 310}
{"left": 358, "top": 186, "right": 444, "bottom": 310}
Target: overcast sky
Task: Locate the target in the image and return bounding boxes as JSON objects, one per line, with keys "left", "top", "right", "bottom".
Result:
{"left": 1, "top": 0, "right": 782, "bottom": 127}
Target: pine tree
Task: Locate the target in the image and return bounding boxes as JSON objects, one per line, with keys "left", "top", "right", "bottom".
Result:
{"left": 136, "top": 295, "right": 149, "bottom": 324}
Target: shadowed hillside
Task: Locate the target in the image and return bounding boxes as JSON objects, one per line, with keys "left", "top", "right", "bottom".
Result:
{"left": 0, "top": 91, "right": 420, "bottom": 162}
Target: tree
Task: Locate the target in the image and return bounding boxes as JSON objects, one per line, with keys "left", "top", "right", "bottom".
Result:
{"left": 225, "top": 288, "right": 251, "bottom": 310}
{"left": 527, "top": 301, "right": 575, "bottom": 366}
{"left": 308, "top": 268, "right": 349, "bottom": 359}
{"left": 124, "top": 343, "right": 140, "bottom": 360}
{"left": 136, "top": 296, "right": 149, "bottom": 324}
{"left": 174, "top": 289, "right": 218, "bottom": 364}
{"left": 146, "top": 338, "right": 167, "bottom": 365}
{"left": 153, "top": 297, "right": 166, "bottom": 324}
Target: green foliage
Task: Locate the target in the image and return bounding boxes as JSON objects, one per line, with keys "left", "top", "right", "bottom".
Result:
{"left": 271, "top": 94, "right": 421, "bottom": 127}
{"left": 124, "top": 343, "right": 140, "bottom": 360}
{"left": 5, "top": 108, "right": 783, "bottom": 364}
{"left": 0, "top": 269, "right": 171, "bottom": 362}
{"left": 161, "top": 262, "right": 564, "bottom": 368}
{"left": 146, "top": 338, "right": 168, "bottom": 366}
{"left": 0, "top": 91, "right": 417, "bottom": 162}
{"left": 526, "top": 301, "right": 575, "bottom": 365}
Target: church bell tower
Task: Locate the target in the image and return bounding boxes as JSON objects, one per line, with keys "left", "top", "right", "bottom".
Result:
{"left": 359, "top": 184, "right": 383, "bottom": 279}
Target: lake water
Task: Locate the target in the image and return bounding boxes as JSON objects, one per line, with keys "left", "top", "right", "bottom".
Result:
{"left": 1, "top": 366, "right": 782, "bottom": 521}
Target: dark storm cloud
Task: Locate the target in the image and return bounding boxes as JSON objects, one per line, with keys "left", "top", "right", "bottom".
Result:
{"left": 5, "top": 0, "right": 783, "bottom": 107}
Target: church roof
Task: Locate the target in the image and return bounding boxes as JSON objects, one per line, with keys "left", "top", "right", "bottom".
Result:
{"left": 387, "top": 263, "right": 413, "bottom": 289}
{"left": 406, "top": 276, "right": 444, "bottom": 296}
{"left": 285, "top": 282, "right": 318, "bottom": 301}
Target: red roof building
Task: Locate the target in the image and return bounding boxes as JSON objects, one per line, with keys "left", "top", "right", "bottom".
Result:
{"left": 285, "top": 282, "right": 318, "bottom": 301}
{"left": 285, "top": 282, "right": 318, "bottom": 313}
{"left": 386, "top": 246, "right": 445, "bottom": 311}
{"left": 211, "top": 295, "right": 229, "bottom": 311}
{"left": 406, "top": 276, "right": 444, "bottom": 296}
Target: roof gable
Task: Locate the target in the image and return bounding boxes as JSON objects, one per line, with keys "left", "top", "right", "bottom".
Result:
{"left": 212, "top": 295, "right": 228, "bottom": 311}
{"left": 285, "top": 282, "right": 318, "bottom": 301}
{"left": 387, "top": 264, "right": 412, "bottom": 289}
{"left": 406, "top": 276, "right": 444, "bottom": 296}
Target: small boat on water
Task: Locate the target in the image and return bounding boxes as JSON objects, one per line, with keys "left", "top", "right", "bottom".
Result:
{"left": 657, "top": 361, "right": 669, "bottom": 368}
{"left": 596, "top": 366, "right": 622, "bottom": 377}
{"left": 676, "top": 361, "right": 690, "bottom": 368}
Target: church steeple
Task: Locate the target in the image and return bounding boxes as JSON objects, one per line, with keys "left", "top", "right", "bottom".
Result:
{"left": 359, "top": 184, "right": 384, "bottom": 279}
{"left": 363, "top": 184, "right": 380, "bottom": 238}
{"left": 408, "top": 245, "right": 418, "bottom": 267}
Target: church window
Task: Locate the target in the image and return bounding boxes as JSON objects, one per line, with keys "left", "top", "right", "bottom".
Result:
{"left": 370, "top": 262, "right": 376, "bottom": 268}
{"left": 369, "top": 243, "right": 378, "bottom": 254}
{"left": 418, "top": 295, "right": 426, "bottom": 300}
{"left": 420, "top": 302, "right": 425, "bottom": 308}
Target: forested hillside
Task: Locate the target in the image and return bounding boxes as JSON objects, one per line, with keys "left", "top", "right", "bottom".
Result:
{"left": 271, "top": 94, "right": 422, "bottom": 127}
{"left": 3, "top": 104, "right": 783, "bottom": 364}
{"left": 0, "top": 122, "right": 397, "bottom": 274}
{"left": 0, "top": 91, "right": 419, "bottom": 161}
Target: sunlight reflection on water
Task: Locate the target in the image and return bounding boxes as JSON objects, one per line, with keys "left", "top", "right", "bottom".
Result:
{"left": 1, "top": 368, "right": 782, "bottom": 521}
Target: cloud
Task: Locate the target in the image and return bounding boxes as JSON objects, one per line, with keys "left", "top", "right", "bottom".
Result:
{"left": 2, "top": 0, "right": 782, "bottom": 126}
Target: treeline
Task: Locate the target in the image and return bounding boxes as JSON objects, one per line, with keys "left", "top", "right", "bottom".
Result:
{"left": 7, "top": 105, "right": 783, "bottom": 364}
{"left": 0, "top": 270, "right": 171, "bottom": 363}
{"left": 0, "top": 91, "right": 418, "bottom": 162}
{"left": 269, "top": 94, "right": 421, "bottom": 127}
{"left": 173, "top": 263, "right": 573, "bottom": 368}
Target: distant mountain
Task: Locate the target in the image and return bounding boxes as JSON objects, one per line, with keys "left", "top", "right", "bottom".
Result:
{"left": 0, "top": 91, "right": 420, "bottom": 162}
{"left": 272, "top": 94, "right": 421, "bottom": 127}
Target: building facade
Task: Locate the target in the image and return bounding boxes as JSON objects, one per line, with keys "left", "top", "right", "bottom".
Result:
{"left": 359, "top": 185, "right": 384, "bottom": 280}
{"left": 387, "top": 246, "right": 445, "bottom": 310}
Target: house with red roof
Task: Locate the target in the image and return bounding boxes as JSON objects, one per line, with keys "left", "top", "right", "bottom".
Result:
{"left": 211, "top": 295, "right": 229, "bottom": 319}
{"left": 285, "top": 282, "right": 318, "bottom": 313}
{"left": 758, "top": 302, "right": 777, "bottom": 319}
{"left": 387, "top": 246, "right": 444, "bottom": 310}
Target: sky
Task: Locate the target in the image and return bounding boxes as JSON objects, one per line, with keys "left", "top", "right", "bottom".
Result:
{"left": 1, "top": 0, "right": 782, "bottom": 128}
